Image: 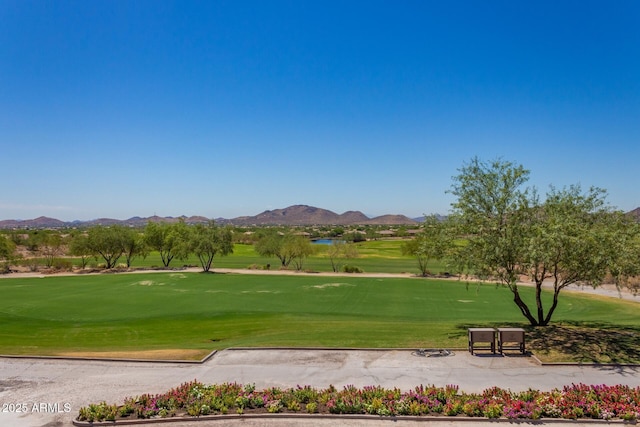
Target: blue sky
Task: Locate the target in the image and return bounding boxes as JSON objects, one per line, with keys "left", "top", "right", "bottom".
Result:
{"left": 1, "top": 1, "right": 638, "bottom": 221}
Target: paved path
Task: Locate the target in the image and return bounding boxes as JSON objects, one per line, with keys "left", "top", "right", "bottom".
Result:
{"left": 1, "top": 349, "right": 639, "bottom": 427}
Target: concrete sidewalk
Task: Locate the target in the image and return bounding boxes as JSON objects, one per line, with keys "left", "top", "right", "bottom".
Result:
{"left": 1, "top": 349, "right": 638, "bottom": 426}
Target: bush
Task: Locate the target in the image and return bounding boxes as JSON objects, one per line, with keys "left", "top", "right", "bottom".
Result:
{"left": 52, "top": 259, "right": 73, "bottom": 271}
{"left": 342, "top": 265, "right": 363, "bottom": 273}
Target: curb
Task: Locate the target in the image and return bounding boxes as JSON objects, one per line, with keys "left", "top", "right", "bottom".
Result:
{"left": 0, "top": 350, "right": 218, "bottom": 364}
{"left": 71, "top": 413, "right": 637, "bottom": 426}
{"left": 1, "top": 347, "right": 638, "bottom": 367}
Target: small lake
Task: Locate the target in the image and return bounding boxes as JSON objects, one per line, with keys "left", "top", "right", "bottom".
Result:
{"left": 312, "top": 239, "right": 346, "bottom": 245}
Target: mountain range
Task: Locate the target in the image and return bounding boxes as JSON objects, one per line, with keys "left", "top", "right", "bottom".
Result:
{"left": 0, "top": 205, "right": 419, "bottom": 229}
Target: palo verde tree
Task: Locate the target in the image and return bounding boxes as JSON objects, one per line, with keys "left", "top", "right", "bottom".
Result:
{"left": 86, "top": 225, "right": 127, "bottom": 269}
{"left": 0, "top": 234, "right": 16, "bottom": 272}
{"left": 121, "top": 227, "right": 148, "bottom": 268}
{"left": 143, "top": 220, "right": 190, "bottom": 268}
{"left": 401, "top": 215, "right": 453, "bottom": 276}
{"left": 254, "top": 230, "right": 293, "bottom": 267}
{"left": 189, "top": 220, "right": 234, "bottom": 272}
{"left": 326, "top": 240, "right": 359, "bottom": 272}
{"left": 255, "top": 230, "right": 314, "bottom": 269}
{"left": 69, "top": 232, "right": 92, "bottom": 269}
{"left": 287, "top": 235, "right": 316, "bottom": 271}
{"left": 449, "top": 157, "right": 638, "bottom": 326}
{"left": 523, "top": 185, "right": 640, "bottom": 325}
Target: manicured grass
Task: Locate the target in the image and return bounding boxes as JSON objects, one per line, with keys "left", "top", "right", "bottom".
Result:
{"left": 124, "top": 239, "right": 448, "bottom": 274}
{"left": 0, "top": 272, "right": 638, "bottom": 362}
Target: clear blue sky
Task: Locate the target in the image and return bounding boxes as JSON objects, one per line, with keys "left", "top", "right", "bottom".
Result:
{"left": 1, "top": 1, "right": 638, "bottom": 221}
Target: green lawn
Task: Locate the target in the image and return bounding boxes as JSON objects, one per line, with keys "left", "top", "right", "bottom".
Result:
{"left": 1, "top": 272, "right": 638, "bottom": 362}
{"left": 114, "top": 239, "right": 448, "bottom": 274}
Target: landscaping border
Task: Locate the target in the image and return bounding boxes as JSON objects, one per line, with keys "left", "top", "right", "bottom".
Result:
{"left": 71, "top": 411, "right": 636, "bottom": 426}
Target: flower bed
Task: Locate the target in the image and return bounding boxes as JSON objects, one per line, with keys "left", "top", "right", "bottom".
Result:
{"left": 76, "top": 381, "right": 640, "bottom": 423}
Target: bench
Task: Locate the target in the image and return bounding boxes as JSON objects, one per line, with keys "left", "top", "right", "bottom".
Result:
{"left": 468, "top": 328, "right": 496, "bottom": 354}
{"left": 497, "top": 327, "right": 526, "bottom": 354}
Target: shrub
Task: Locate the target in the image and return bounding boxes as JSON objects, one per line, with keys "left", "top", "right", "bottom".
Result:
{"left": 52, "top": 258, "right": 73, "bottom": 271}
{"left": 342, "top": 265, "right": 363, "bottom": 273}
{"left": 77, "top": 382, "right": 640, "bottom": 422}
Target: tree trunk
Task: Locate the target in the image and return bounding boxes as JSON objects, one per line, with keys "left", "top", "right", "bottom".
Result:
{"left": 542, "top": 288, "right": 561, "bottom": 326}
{"left": 511, "top": 285, "right": 539, "bottom": 326}
{"left": 535, "top": 281, "right": 545, "bottom": 325}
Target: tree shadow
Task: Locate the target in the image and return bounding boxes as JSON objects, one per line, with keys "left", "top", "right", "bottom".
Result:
{"left": 455, "top": 322, "right": 640, "bottom": 365}
{"left": 525, "top": 322, "right": 640, "bottom": 365}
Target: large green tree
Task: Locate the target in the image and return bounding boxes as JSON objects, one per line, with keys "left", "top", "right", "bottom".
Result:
{"left": 449, "top": 157, "right": 637, "bottom": 326}
{"left": 143, "top": 220, "right": 190, "bottom": 268}
{"left": 522, "top": 186, "right": 629, "bottom": 325}
{"left": 86, "top": 225, "right": 127, "bottom": 269}
{"left": 189, "top": 221, "right": 233, "bottom": 272}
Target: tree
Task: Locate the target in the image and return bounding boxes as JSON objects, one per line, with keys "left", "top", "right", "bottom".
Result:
{"left": 38, "top": 232, "right": 65, "bottom": 268}
{"left": 69, "top": 233, "right": 92, "bottom": 269}
{"left": 0, "top": 234, "right": 16, "bottom": 272}
{"left": 401, "top": 215, "right": 453, "bottom": 276}
{"left": 121, "top": 227, "right": 148, "bottom": 268}
{"left": 254, "top": 231, "right": 294, "bottom": 267}
{"left": 189, "top": 221, "right": 233, "bottom": 272}
{"left": 255, "top": 231, "right": 314, "bottom": 269}
{"left": 448, "top": 157, "right": 637, "bottom": 326}
{"left": 143, "top": 220, "right": 190, "bottom": 268}
{"left": 287, "top": 235, "right": 316, "bottom": 271}
{"left": 449, "top": 157, "right": 530, "bottom": 287}
{"left": 327, "top": 240, "right": 359, "bottom": 272}
{"left": 86, "top": 225, "right": 127, "bottom": 269}
{"left": 523, "top": 186, "right": 640, "bottom": 325}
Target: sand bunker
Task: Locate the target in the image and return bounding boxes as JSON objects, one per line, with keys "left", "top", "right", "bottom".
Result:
{"left": 311, "top": 283, "right": 355, "bottom": 289}
{"left": 133, "top": 280, "right": 165, "bottom": 286}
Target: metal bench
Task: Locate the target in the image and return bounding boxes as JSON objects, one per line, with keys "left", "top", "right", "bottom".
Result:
{"left": 497, "top": 327, "right": 526, "bottom": 354}
{"left": 468, "top": 328, "right": 496, "bottom": 355}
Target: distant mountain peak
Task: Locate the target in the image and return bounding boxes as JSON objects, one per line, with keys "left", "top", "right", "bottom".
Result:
{"left": 0, "top": 204, "right": 420, "bottom": 228}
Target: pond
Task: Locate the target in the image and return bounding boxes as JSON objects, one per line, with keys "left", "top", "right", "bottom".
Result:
{"left": 311, "top": 239, "right": 346, "bottom": 245}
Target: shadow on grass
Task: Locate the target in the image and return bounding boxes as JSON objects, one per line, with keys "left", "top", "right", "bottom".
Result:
{"left": 526, "top": 322, "right": 640, "bottom": 365}
{"left": 455, "top": 322, "right": 640, "bottom": 365}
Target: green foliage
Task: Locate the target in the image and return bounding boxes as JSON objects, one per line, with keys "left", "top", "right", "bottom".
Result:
{"left": 448, "top": 157, "right": 639, "bottom": 326}
{"left": 342, "top": 264, "right": 363, "bottom": 273}
{"left": 86, "top": 225, "right": 127, "bottom": 269}
{"left": 77, "top": 401, "right": 118, "bottom": 422}
{"left": 401, "top": 215, "right": 453, "bottom": 276}
{"left": 0, "top": 234, "right": 16, "bottom": 262}
{"left": 326, "top": 240, "right": 359, "bottom": 272}
{"left": 69, "top": 233, "right": 92, "bottom": 269}
{"left": 78, "top": 382, "right": 640, "bottom": 422}
{"left": 143, "top": 220, "right": 191, "bottom": 267}
{"left": 254, "top": 231, "right": 314, "bottom": 270}
{"left": 188, "top": 221, "right": 234, "bottom": 272}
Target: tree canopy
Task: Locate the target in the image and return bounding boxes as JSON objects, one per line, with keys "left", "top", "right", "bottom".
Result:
{"left": 401, "top": 215, "right": 453, "bottom": 276}
{"left": 143, "top": 220, "right": 190, "bottom": 267}
{"left": 449, "top": 157, "right": 639, "bottom": 326}
{"left": 189, "top": 221, "right": 234, "bottom": 272}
